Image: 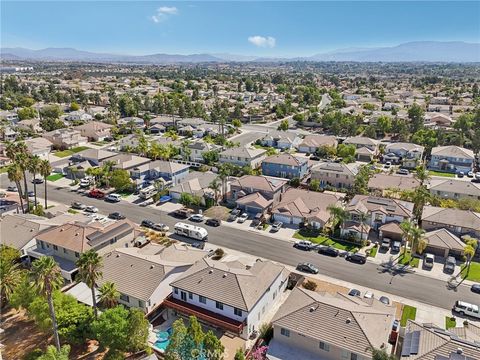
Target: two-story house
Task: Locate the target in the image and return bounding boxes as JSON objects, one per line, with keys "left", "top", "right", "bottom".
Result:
{"left": 343, "top": 136, "right": 379, "bottom": 162}
{"left": 311, "top": 162, "right": 360, "bottom": 190}
{"left": 260, "top": 130, "right": 302, "bottom": 150}
{"left": 25, "top": 137, "right": 53, "bottom": 158}
{"left": 421, "top": 205, "right": 480, "bottom": 238}
{"left": 383, "top": 142, "right": 424, "bottom": 169}
{"left": 428, "top": 179, "right": 480, "bottom": 201}
{"left": 165, "top": 258, "right": 287, "bottom": 339}
{"left": 261, "top": 154, "right": 310, "bottom": 179}
{"left": 297, "top": 135, "right": 338, "bottom": 154}
{"left": 368, "top": 174, "right": 421, "bottom": 196}
{"left": 185, "top": 141, "right": 221, "bottom": 163}
{"left": 219, "top": 146, "right": 266, "bottom": 168}
{"left": 44, "top": 128, "right": 88, "bottom": 149}
{"left": 130, "top": 160, "right": 190, "bottom": 187}
{"left": 74, "top": 121, "right": 113, "bottom": 141}
{"left": 428, "top": 146, "right": 475, "bottom": 174}
{"left": 65, "top": 110, "right": 93, "bottom": 122}
{"left": 102, "top": 153, "right": 151, "bottom": 172}
{"left": 71, "top": 148, "right": 118, "bottom": 167}
{"left": 268, "top": 287, "right": 395, "bottom": 360}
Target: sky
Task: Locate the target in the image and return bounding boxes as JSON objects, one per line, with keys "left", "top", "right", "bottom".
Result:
{"left": 1, "top": 1, "right": 479, "bottom": 57}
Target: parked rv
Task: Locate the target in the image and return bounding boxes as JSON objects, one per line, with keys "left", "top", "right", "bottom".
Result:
{"left": 174, "top": 222, "right": 208, "bottom": 241}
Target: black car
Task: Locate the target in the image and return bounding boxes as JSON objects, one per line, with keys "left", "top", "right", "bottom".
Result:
{"left": 379, "top": 296, "right": 391, "bottom": 305}
{"left": 296, "top": 262, "right": 319, "bottom": 274}
{"left": 346, "top": 253, "right": 367, "bottom": 264}
{"left": 471, "top": 284, "right": 480, "bottom": 294}
{"left": 108, "top": 212, "right": 126, "bottom": 220}
{"left": 310, "top": 155, "right": 320, "bottom": 161}
{"left": 141, "top": 219, "right": 155, "bottom": 228}
{"left": 31, "top": 178, "right": 44, "bottom": 184}
{"left": 348, "top": 289, "right": 361, "bottom": 297}
{"left": 318, "top": 246, "right": 339, "bottom": 257}
{"left": 206, "top": 218, "right": 221, "bottom": 227}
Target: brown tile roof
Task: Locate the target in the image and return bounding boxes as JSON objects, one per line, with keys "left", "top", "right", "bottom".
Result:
{"left": 299, "top": 135, "right": 337, "bottom": 148}
{"left": 424, "top": 229, "right": 465, "bottom": 251}
{"left": 347, "top": 195, "right": 414, "bottom": 218}
{"left": 263, "top": 153, "right": 307, "bottom": 167}
{"left": 230, "top": 175, "right": 287, "bottom": 193}
{"left": 369, "top": 174, "right": 421, "bottom": 191}
{"left": 236, "top": 192, "right": 272, "bottom": 209}
{"left": 421, "top": 206, "right": 480, "bottom": 230}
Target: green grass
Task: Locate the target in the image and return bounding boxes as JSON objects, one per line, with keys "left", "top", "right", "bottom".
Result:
{"left": 445, "top": 316, "right": 457, "bottom": 330}
{"left": 116, "top": 190, "right": 134, "bottom": 198}
{"left": 368, "top": 246, "right": 378, "bottom": 258}
{"left": 46, "top": 173, "right": 64, "bottom": 182}
{"left": 53, "top": 146, "right": 90, "bottom": 158}
{"left": 0, "top": 166, "right": 8, "bottom": 174}
{"left": 294, "top": 229, "right": 359, "bottom": 252}
{"left": 67, "top": 209, "right": 78, "bottom": 214}
{"left": 400, "top": 305, "right": 417, "bottom": 327}
{"left": 428, "top": 170, "right": 455, "bottom": 178}
{"left": 398, "top": 249, "right": 420, "bottom": 268}
{"left": 90, "top": 140, "right": 110, "bottom": 146}
{"left": 460, "top": 261, "right": 480, "bottom": 282}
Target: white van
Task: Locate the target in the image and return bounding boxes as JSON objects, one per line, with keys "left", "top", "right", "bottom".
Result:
{"left": 174, "top": 222, "right": 208, "bottom": 241}
{"left": 139, "top": 185, "right": 157, "bottom": 200}
{"left": 453, "top": 301, "right": 480, "bottom": 319}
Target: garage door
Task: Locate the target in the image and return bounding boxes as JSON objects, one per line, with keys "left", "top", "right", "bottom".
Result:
{"left": 273, "top": 214, "right": 293, "bottom": 224}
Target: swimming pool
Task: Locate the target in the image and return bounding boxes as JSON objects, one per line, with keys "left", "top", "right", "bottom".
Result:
{"left": 153, "top": 327, "right": 172, "bottom": 352}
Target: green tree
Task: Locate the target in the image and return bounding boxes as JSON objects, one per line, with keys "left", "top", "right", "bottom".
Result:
{"left": 0, "top": 245, "right": 22, "bottom": 304}
{"left": 376, "top": 115, "right": 392, "bottom": 135}
{"left": 309, "top": 179, "right": 320, "bottom": 192}
{"left": 179, "top": 192, "right": 194, "bottom": 206}
{"left": 98, "top": 281, "right": 120, "bottom": 309}
{"left": 232, "top": 119, "right": 242, "bottom": 128}
{"left": 277, "top": 119, "right": 289, "bottom": 131}
{"left": 234, "top": 349, "right": 246, "bottom": 360}
{"left": 37, "top": 345, "right": 71, "bottom": 360}
{"left": 371, "top": 348, "right": 396, "bottom": 360}
{"left": 28, "top": 155, "right": 41, "bottom": 209}
{"left": 351, "top": 165, "right": 372, "bottom": 196}
{"left": 126, "top": 308, "right": 150, "bottom": 353}
{"left": 40, "top": 104, "right": 63, "bottom": 120}
{"left": 7, "top": 163, "right": 25, "bottom": 213}
{"left": 93, "top": 306, "right": 130, "bottom": 352}
{"left": 17, "top": 106, "right": 37, "bottom": 120}
{"left": 327, "top": 205, "right": 349, "bottom": 234}
{"left": 109, "top": 169, "right": 132, "bottom": 191}
{"left": 337, "top": 143, "right": 356, "bottom": 163}
{"left": 203, "top": 329, "right": 224, "bottom": 360}
{"left": 31, "top": 256, "right": 64, "bottom": 351}
{"left": 76, "top": 250, "right": 103, "bottom": 319}
{"left": 408, "top": 103, "right": 425, "bottom": 133}
{"left": 69, "top": 102, "right": 80, "bottom": 111}
{"left": 39, "top": 159, "right": 52, "bottom": 209}
{"left": 202, "top": 150, "right": 219, "bottom": 165}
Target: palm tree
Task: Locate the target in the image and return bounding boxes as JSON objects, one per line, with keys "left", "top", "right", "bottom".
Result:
{"left": 39, "top": 160, "right": 52, "bottom": 209}
{"left": 400, "top": 220, "right": 414, "bottom": 254}
{"left": 414, "top": 164, "right": 430, "bottom": 185}
{"left": 7, "top": 164, "right": 25, "bottom": 213}
{"left": 409, "top": 225, "right": 425, "bottom": 255}
{"left": 209, "top": 178, "right": 221, "bottom": 205}
{"left": 98, "top": 281, "right": 120, "bottom": 309}
{"left": 28, "top": 155, "right": 41, "bottom": 209}
{"left": 455, "top": 237, "right": 478, "bottom": 284}
{"left": 31, "top": 256, "right": 64, "bottom": 351}
{"left": 0, "top": 257, "right": 23, "bottom": 305}
{"left": 76, "top": 250, "right": 103, "bottom": 319}
{"left": 358, "top": 212, "right": 369, "bottom": 243}
{"left": 327, "top": 205, "right": 349, "bottom": 236}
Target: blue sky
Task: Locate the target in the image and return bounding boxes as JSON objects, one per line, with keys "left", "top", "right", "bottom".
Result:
{"left": 2, "top": 1, "right": 479, "bottom": 56}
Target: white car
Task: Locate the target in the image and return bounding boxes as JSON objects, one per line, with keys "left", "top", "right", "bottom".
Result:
{"left": 364, "top": 291, "right": 374, "bottom": 299}
{"left": 85, "top": 206, "right": 98, "bottom": 213}
{"left": 189, "top": 214, "right": 205, "bottom": 222}
{"left": 105, "top": 193, "right": 122, "bottom": 203}
{"left": 79, "top": 178, "right": 91, "bottom": 188}
{"left": 237, "top": 213, "right": 249, "bottom": 223}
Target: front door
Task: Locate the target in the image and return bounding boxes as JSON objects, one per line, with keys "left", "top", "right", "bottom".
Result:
{"left": 181, "top": 291, "right": 187, "bottom": 301}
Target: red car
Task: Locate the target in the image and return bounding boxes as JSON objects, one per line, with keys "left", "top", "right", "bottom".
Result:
{"left": 88, "top": 189, "right": 106, "bottom": 199}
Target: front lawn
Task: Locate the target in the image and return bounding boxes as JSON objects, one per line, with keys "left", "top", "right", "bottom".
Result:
{"left": 294, "top": 229, "right": 359, "bottom": 252}
{"left": 53, "top": 146, "right": 90, "bottom": 158}
{"left": 398, "top": 249, "right": 420, "bottom": 268}
{"left": 400, "top": 305, "right": 417, "bottom": 327}
{"left": 461, "top": 261, "right": 480, "bottom": 282}
{"left": 0, "top": 166, "right": 8, "bottom": 174}
{"left": 368, "top": 246, "right": 378, "bottom": 258}
{"left": 428, "top": 170, "right": 455, "bottom": 178}
{"left": 445, "top": 316, "right": 456, "bottom": 329}
{"left": 46, "top": 173, "right": 64, "bottom": 182}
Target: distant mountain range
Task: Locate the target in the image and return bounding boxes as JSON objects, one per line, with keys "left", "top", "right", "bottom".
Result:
{"left": 1, "top": 41, "right": 479, "bottom": 64}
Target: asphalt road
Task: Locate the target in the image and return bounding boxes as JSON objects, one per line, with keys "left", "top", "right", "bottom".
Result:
{"left": 22, "top": 181, "right": 480, "bottom": 311}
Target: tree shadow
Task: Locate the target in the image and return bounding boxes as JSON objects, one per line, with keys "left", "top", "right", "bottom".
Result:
{"left": 377, "top": 256, "right": 415, "bottom": 277}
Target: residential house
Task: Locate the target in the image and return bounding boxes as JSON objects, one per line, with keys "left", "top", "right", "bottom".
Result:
{"left": 400, "top": 320, "right": 480, "bottom": 359}
{"left": 271, "top": 188, "right": 343, "bottom": 229}
{"left": 421, "top": 206, "right": 480, "bottom": 238}
{"left": 75, "top": 121, "right": 113, "bottom": 141}
{"left": 262, "top": 154, "right": 310, "bottom": 180}
{"left": 297, "top": 135, "right": 338, "bottom": 154}
{"left": 219, "top": 146, "right": 266, "bottom": 168}
{"left": 428, "top": 146, "right": 475, "bottom": 174}
{"left": 44, "top": 128, "right": 88, "bottom": 149}
{"left": 165, "top": 258, "right": 287, "bottom": 339}
{"left": 423, "top": 228, "right": 465, "bottom": 258}
{"left": 268, "top": 287, "right": 395, "bottom": 360}
{"left": 102, "top": 153, "right": 151, "bottom": 172}
{"left": 98, "top": 244, "right": 207, "bottom": 313}
{"left": 28, "top": 219, "right": 141, "bottom": 281}
{"left": 0, "top": 110, "right": 19, "bottom": 122}
{"left": 169, "top": 171, "right": 221, "bottom": 205}
{"left": 65, "top": 110, "right": 93, "bottom": 122}
{"left": 118, "top": 116, "right": 145, "bottom": 130}
{"left": 424, "top": 113, "right": 454, "bottom": 128}
{"left": 71, "top": 148, "right": 117, "bottom": 166}
{"left": 130, "top": 160, "right": 190, "bottom": 187}
{"left": 428, "top": 179, "right": 480, "bottom": 200}
{"left": 185, "top": 141, "right": 221, "bottom": 163}
{"left": 311, "top": 162, "right": 360, "bottom": 190}
{"left": 16, "top": 119, "right": 42, "bottom": 133}
{"left": 383, "top": 142, "right": 424, "bottom": 168}
{"left": 368, "top": 174, "right": 421, "bottom": 196}
{"left": 24, "top": 137, "right": 53, "bottom": 158}
{"left": 343, "top": 136, "right": 379, "bottom": 162}
{"left": 260, "top": 130, "right": 302, "bottom": 150}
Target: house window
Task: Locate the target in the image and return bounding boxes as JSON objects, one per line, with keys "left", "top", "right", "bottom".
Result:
{"left": 199, "top": 295, "right": 206, "bottom": 304}
{"left": 120, "top": 294, "right": 129, "bottom": 302}
{"left": 341, "top": 350, "right": 349, "bottom": 359}
{"left": 188, "top": 292, "right": 193, "bottom": 299}
{"left": 63, "top": 248, "right": 67, "bottom": 254}
{"left": 75, "top": 252, "right": 80, "bottom": 258}
{"left": 234, "top": 308, "right": 243, "bottom": 317}
{"left": 319, "top": 341, "right": 330, "bottom": 352}
{"left": 138, "top": 300, "right": 145, "bottom": 308}
{"left": 174, "top": 288, "right": 178, "bottom": 294}
{"left": 216, "top": 301, "right": 223, "bottom": 310}
{"left": 53, "top": 245, "right": 58, "bottom": 251}
{"left": 351, "top": 354, "right": 358, "bottom": 360}
{"left": 280, "top": 328, "right": 290, "bottom": 337}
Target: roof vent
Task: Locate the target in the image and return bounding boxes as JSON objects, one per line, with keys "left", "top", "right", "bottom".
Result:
{"left": 222, "top": 273, "right": 227, "bottom": 278}
{"left": 75, "top": 232, "right": 79, "bottom": 236}
{"left": 60, "top": 228, "right": 64, "bottom": 232}
{"left": 209, "top": 269, "right": 213, "bottom": 274}
{"left": 116, "top": 254, "right": 120, "bottom": 258}
{"left": 150, "top": 265, "right": 155, "bottom": 269}
{"left": 346, "top": 318, "right": 352, "bottom": 324}
{"left": 309, "top": 306, "right": 316, "bottom": 312}
{"left": 457, "top": 348, "right": 463, "bottom": 354}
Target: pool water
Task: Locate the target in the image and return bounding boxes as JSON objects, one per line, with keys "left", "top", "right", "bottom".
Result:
{"left": 154, "top": 328, "right": 172, "bottom": 351}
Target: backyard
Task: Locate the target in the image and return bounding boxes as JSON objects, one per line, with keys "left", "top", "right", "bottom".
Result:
{"left": 53, "top": 146, "right": 90, "bottom": 158}
{"left": 294, "top": 229, "right": 360, "bottom": 252}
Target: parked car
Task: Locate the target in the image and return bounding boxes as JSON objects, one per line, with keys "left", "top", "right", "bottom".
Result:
{"left": 364, "top": 291, "right": 374, "bottom": 299}
{"left": 190, "top": 214, "right": 205, "bottom": 222}
{"left": 384, "top": 162, "right": 391, "bottom": 169}
{"left": 423, "top": 253, "right": 435, "bottom": 270}
{"left": 71, "top": 201, "right": 86, "bottom": 210}
{"left": 228, "top": 209, "right": 241, "bottom": 221}
{"left": 296, "top": 262, "right": 319, "bottom": 274}
{"left": 346, "top": 253, "right": 367, "bottom": 264}
{"left": 88, "top": 189, "right": 106, "bottom": 198}
{"left": 310, "top": 155, "right": 320, "bottom": 161}
{"left": 444, "top": 256, "right": 456, "bottom": 274}
{"left": 396, "top": 168, "right": 409, "bottom": 175}
{"left": 159, "top": 195, "right": 172, "bottom": 203}
{"left": 453, "top": 300, "right": 480, "bottom": 319}
{"left": 318, "top": 246, "right": 339, "bottom": 257}
{"left": 108, "top": 212, "right": 126, "bottom": 220}
{"left": 27, "top": 191, "right": 35, "bottom": 197}
{"left": 380, "top": 238, "right": 391, "bottom": 250}
{"left": 476, "top": 172, "right": 480, "bottom": 180}
{"left": 152, "top": 223, "right": 169, "bottom": 232}
{"left": 237, "top": 213, "right": 249, "bottom": 223}
{"left": 105, "top": 193, "right": 122, "bottom": 203}
{"left": 252, "top": 213, "right": 266, "bottom": 227}
{"left": 471, "top": 284, "right": 480, "bottom": 294}
{"left": 457, "top": 171, "right": 465, "bottom": 178}
{"left": 379, "top": 296, "right": 391, "bottom": 305}
{"left": 79, "top": 178, "right": 92, "bottom": 188}
{"left": 270, "top": 221, "right": 283, "bottom": 232}
{"left": 348, "top": 289, "right": 361, "bottom": 297}
{"left": 141, "top": 219, "right": 155, "bottom": 229}
{"left": 467, "top": 171, "right": 474, "bottom": 178}
{"left": 31, "top": 178, "right": 44, "bottom": 184}
{"left": 391, "top": 241, "right": 401, "bottom": 253}
{"left": 294, "top": 240, "right": 313, "bottom": 251}
{"left": 205, "top": 218, "right": 221, "bottom": 227}
{"left": 85, "top": 206, "right": 98, "bottom": 213}
{"left": 7, "top": 186, "right": 18, "bottom": 192}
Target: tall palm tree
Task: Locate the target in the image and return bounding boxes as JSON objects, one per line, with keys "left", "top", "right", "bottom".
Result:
{"left": 98, "top": 281, "right": 120, "bottom": 309}
{"left": 76, "top": 250, "right": 103, "bottom": 319}
{"left": 31, "top": 256, "right": 63, "bottom": 351}
{"left": 327, "top": 205, "right": 349, "bottom": 236}
{"left": 39, "top": 159, "right": 52, "bottom": 209}
{"left": 28, "top": 155, "right": 41, "bottom": 209}
{"left": 400, "top": 220, "right": 414, "bottom": 254}
{"left": 409, "top": 225, "right": 425, "bottom": 255}
{"left": 414, "top": 164, "right": 430, "bottom": 185}
{"left": 358, "top": 212, "right": 369, "bottom": 243}
{"left": 0, "top": 258, "right": 23, "bottom": 305}
{"left": 16, "top": 152, "right": 31, "bottom": 212}
{"left": 7, "top": 164, "right": 25, "bottom": 213}
{"left": 209, "top": 178, "right": 221, "bottom": 205}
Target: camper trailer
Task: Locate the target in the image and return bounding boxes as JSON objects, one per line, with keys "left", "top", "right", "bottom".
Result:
{"left": 139, "top": 185, "right": 157, "bottom": 200}
{"left": 174, "top": 222, "right": 208, "bottom": 241}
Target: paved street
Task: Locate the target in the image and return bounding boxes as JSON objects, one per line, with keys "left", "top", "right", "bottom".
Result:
{"left": 18, "top": 180, "right": 480, "bottom": 311}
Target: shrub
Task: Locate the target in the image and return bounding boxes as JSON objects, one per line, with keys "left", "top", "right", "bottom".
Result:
{"left": 303, "top": 280, "right": 318, "bottom": 291}
{"left": 259, "top": 323, "right": 273, "bottom": 344}
{"left": 212, "top": 248, "right": 225, "bottom": 260}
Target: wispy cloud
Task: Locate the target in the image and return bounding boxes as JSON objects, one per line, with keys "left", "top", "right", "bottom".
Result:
{"left": 248, "top": 35, "right": 276, "bottom": 48}
{"left": 151, "top": 6, "right": 178, "bottom": 23}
